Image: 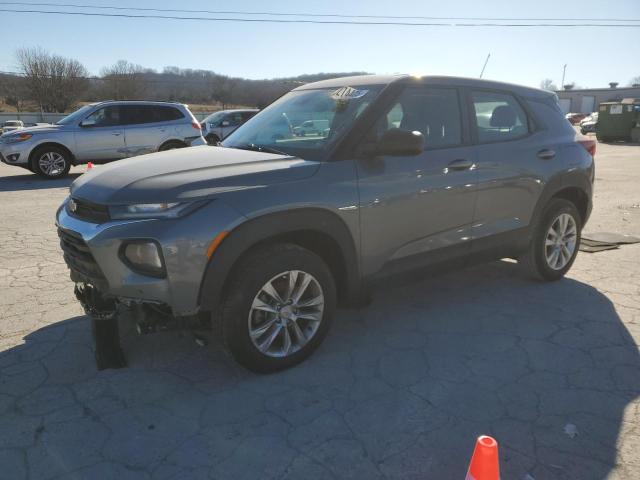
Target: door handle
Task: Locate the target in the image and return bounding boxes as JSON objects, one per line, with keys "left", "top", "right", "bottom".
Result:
{"left": 111, "top": 132, "right": 121, "bottom": 136}
{"left": 537, "top": 149, "right": 556, "bottom": 160}
{"left": 446, "top": 159, "right": 474, "bottom": 171}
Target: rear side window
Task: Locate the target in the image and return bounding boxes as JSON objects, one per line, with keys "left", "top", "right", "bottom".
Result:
{"left": 242, "top": 111, "right": 257, "bottom": 121}
{"left": 375, "top": 87, "right": 463, "bottom": 149}
{"left": 153, "top": 106, "right": 184, "bottom": 122}
{"left": 471, "top": 91, "right": 529, "bottom": 143}
{"left": 120, "top": 105, "right": 184, "bottom": 125}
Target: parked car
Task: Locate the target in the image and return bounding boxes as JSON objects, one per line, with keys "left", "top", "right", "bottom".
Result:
{"left": 56, "top": 74, "right": 595, "bottom": 372}
{"left": 580, "top": 112, "right": 598, "bottom": 134}
{"left": 200, "top": 109, "right": 258, "bottom": 144}
{"left": 1, "top": 120, "right": 24, "bottom": 134}
{"left": 293, "top": 119, "right": 330, "bottom": 137}
{"left": 0, "top": 101, "right": 206, "bottom": 179}
{"left": 565, "top": 112, "right": 588, "bottom": 125}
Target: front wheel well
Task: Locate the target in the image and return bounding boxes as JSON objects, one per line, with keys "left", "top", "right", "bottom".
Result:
{"left": 550, "top": 187, "right": 589, "bottom": 224}
{"left": 225, "top": 230, "right": 350, "bottom": 305}
{"left": 29, "top": 142, "right": 75, "bottom": 165}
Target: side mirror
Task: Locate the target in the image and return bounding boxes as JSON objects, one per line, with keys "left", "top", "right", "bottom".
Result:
{"left": 80, "top": 118, "right": 96, "bottom": 128}
{"left": 367, "top": 128, "right": 424, "bottom": 157}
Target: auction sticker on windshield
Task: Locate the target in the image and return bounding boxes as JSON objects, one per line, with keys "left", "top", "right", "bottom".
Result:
{"left": 330, "top": 86, "right": 368, "bottom": 100}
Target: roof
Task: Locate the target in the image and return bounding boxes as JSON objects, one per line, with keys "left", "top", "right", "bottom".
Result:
{"left": 294, "top": 74, "right": 554, "bottom": 99}
{"left": 555, "top": 86, "right": 640, "bottom": 94}
{"left": 94, "top": 100, "right": 186, "bottom": 106}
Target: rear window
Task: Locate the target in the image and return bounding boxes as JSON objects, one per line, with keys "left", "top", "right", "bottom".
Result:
{"left": 471, "top": 91, "right": 529, "bottom": 143}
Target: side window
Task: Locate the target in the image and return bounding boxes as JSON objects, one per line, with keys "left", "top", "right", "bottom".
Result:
{"left": 373, "top": 87, "right": 462, "bottom": 149}
{"left": 84, "top": 106, "right": 121, "bottom": 127}
{"left": 225, "top": 113, "right": 243, "bottom": 126}
{"left": 471, "top": 91, "right": 529, "bottom": 143}
{"left": 241, "top": 111, "right": 256, "bottom": 121}
{"left": 154, "top": 106, "right": 184, "bottom": 122}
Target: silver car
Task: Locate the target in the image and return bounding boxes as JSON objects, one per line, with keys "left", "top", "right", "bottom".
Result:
{"left": 0, "top": 101, "right": 206, "bottom": 179}
{"left": 201, "top": 109, "right": 258, "bottom": 144}
{"left": 1, "top": 120, "right": 24, "bottom": 134}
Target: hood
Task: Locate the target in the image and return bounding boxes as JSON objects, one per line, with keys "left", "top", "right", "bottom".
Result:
{"left": 2, "top": 124, "right": 60, "bottom": 136}
{"left": 70, "top": 145, "right": 320, "bottom": 205}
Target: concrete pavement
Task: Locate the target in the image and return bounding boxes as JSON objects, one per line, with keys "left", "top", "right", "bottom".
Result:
{"left": 0, "top": 141, "right": 639, "bottom": 479}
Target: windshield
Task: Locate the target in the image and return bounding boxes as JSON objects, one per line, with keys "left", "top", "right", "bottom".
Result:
{"left": 202, "top": 111, "right": 226, "bottom": 126}
{"left": 222, "top": 85, "right": 382, "bottom": 160}
{"left": 56, "top": 105, "right": 95, "bottom": 125}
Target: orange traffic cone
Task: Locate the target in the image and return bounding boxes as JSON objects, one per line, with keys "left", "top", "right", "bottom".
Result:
{"left": 87, "top": 162, "right": 94, "bottom": 170}
{"left": 466, "top": 435, "right": 500, "bottom": 480}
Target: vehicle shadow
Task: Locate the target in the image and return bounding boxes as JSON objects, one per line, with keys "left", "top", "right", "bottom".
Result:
{"left": 0, "top": 172, "right": 82, "bottom": 192}
{"left": 0, "top": 260, "right": 637, "bottom": 479}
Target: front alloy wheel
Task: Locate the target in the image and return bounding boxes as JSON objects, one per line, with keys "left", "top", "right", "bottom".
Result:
{"left": 32, "top": 146, "right": 71, "bottom": 179}
{"left": 248, "top": 270, "right": 324, "bottom": 358}
{"left": 221, "top": 243, "right": 336, "bottom": 373}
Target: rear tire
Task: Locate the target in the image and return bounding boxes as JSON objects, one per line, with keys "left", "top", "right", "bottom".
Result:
{"left": 31, "top": 145, "right": 71, "bottom": 179}
{"left": 220, "top": 243, "right": 336, "bottom": 373}
{"left": 519, "top": 198, "right": 582, "bottom": 281}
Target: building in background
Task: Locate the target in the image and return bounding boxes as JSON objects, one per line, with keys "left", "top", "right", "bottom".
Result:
{"left": 556, "top": 83, "right": 640, "bottom": 114}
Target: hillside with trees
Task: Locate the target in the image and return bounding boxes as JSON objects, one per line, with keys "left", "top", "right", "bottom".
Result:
{"left": 0, "top": 47, "right": 368, "bottom": 113}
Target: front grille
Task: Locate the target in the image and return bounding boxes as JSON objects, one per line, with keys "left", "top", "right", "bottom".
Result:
{"left": 58, "top": 228, "right": 106, "bottom": 282}
{"left": 69, "top": 198, "right": 110, "bottom": 223}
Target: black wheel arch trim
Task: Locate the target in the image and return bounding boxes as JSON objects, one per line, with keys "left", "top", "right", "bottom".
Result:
{"left": 198, "top": 208, "right": 363, "bottom": 312}
{"left": 526, "top": 172, "right": 592, "bottom": 249}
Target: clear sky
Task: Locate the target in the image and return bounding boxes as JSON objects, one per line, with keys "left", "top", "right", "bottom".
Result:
{"left": 0, "top": 0, "right": 638, "bottom": 88}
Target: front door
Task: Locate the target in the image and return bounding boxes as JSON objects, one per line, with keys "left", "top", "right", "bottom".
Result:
{"left": 356, "top": 86, "right": 478, "bottom": 277}
{"left": 74, "top": 105, "right": 126, "bottom": 161}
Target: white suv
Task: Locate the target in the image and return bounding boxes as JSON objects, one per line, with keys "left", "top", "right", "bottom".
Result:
{"left": 0, "top": 101, "right": 206, "bottom": 178}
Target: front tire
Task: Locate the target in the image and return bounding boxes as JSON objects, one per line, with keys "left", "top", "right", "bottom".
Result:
{"left": 31, "top": 146, "right": 71, "bottom": 179}
{"left": 220, "top": 243, "right": 336, "bottom": 373}
{"left": 519, "top": 198, "right": 582, "bottom": 281}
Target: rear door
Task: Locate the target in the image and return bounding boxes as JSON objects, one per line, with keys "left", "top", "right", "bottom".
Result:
{"left": 356, "top": 85, "right": 478, "bottom": 276}
{"left": 467, "top": 89, "right": 548, "bottom": 249}
{"left": 122, "top": 105, "right": 184, "bottom": 156}
{"left": 74, "top": 106, "right": 126, "bottom": 161}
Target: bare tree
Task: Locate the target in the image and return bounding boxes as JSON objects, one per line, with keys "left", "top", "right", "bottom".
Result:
{"left": 0, "top": 75, "right": 29, "bottom": 112}
{"left": 16, "top": 47, "right": 88, "bottom": 112}
{"left": 540, "top": 79, "right": 558, "bottom": 91}
{"left": 100, "top": 60, "right": 146, "bottom": 100}
{"left": 629, "top": 76, "right": 640, "bottom": 87}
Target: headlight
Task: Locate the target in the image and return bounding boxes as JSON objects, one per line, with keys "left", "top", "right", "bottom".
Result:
{"left": 120, "top": 240, "right": 165, "bottom": 277}
{"left": 4, "top": 133, "right": 33, "bottom": 144}
{"left": 109, "top": 201, "right": 207, "bottom": 219}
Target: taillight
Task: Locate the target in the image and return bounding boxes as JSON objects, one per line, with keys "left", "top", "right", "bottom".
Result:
{"left": 192, "top": 121, "right": 201, "bottom": 130}
{"left": 577, "top": 136, "right": 596, "bottom": 157}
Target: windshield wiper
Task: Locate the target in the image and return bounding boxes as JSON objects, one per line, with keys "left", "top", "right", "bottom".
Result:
{"left": 234, "top": 143, "right": 289, "bottom": 156}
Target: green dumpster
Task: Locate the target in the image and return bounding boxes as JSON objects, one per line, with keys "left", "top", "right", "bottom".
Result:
{"left": 596, "top": 98, "right": 640, "bottom": 142}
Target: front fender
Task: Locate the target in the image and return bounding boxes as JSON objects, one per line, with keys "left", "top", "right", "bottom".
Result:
{"left": 198, "top": 208, "right": 361, "bottom": 312}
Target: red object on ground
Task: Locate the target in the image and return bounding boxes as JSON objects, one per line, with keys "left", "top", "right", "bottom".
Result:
{"left": 465, "top": 435, "right": 500, "bottom": 480}
{"left": 87, "top": 162, "right": 94, "bottom": 170}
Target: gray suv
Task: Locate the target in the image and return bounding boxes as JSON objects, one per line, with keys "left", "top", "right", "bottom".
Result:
{"left": 55, "top": 75, "right": 595, "bottom": 372}
{"left": 0, "top": 101, "right": 206, "bottom": 179}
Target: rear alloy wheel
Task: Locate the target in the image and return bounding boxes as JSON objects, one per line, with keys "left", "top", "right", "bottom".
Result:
{"left": 519, "top": 198, "right": 582, "bottom": 281}
{"left": 221, "top": 243, "right": 336, "bottom": 373}
{"left": 32, "top": 146, "right": 71, "bottom": 179}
